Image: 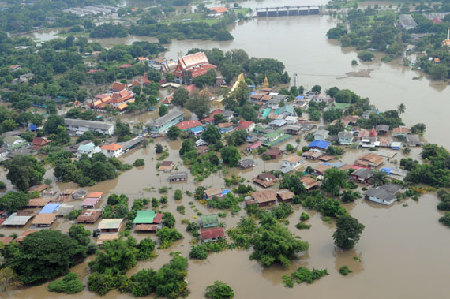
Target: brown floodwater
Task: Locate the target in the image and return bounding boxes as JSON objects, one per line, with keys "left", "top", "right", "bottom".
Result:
{"left": 4, "top": 0, "right": 450, "bottom": 297}
{"left": 5, "top": 138, "right": 450, "bottom": 298}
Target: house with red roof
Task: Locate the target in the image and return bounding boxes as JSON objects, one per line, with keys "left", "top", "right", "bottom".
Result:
{"left": 236, "top": 120, "right": 255, "bottom": 133}
{"left": 132, "top": 73, "right": 152, "bottom": 86}
{"left": 101, "top": 143, "right": 123, "bottom": 158}
{"left": 176, "top": 120, "right": 203, "bottom": 131}
{"left": 32, "top": 137, "right": 51, "bottom": 149}
{"left": 202, "top": 109, "right": 224, "bottom": 123}
{"left": 173, "top": 52, "right": 217, "bottom": 84}
{"left": 111, "top": 82, "right": 127, "bottom": 92}
{"left": 200, "top": 227, "right": 225, "bottom": 243}
{"left": 120, "top": 64, "right": 133, "bottom": 69}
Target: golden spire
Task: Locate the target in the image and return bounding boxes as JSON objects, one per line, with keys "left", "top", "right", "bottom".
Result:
{"left": 263, "top": 75, "right": 269, "bottom": 88}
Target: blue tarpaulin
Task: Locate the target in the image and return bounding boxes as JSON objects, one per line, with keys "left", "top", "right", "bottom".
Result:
{"left": 39, "top": 204, "right": 61, "bottom": 214}
{"left": 308, "top": 140, "right": 330, "bottom": 150}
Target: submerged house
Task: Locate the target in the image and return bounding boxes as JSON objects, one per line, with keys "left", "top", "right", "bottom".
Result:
{"left": 364, "top": 184, "right": 402, "bottom": 205}
{"left": 200, "top": 227, "right": 225, "bottom": 243}
{"left": 64, "top": 118, "right": 115, "bottom": 136}
{"left": 355, "top": 153, "right": 384, "bottom": 169}
{"left": 168, "top": 172, "right": 188, "bottom": 182}
{"left": 133, "top": 210, "right": 163, "bottom": 232}
{"left": 200, "top": 214, "right": 219, "bottom": 229}
{"left": 147, "top": 109, "right": 184, "bottom": 134}
{"left": 251, "top": 190, "right": 277, "bottom": 207}
{"left": 351, "top": 168, "right": 373, "bottom": 184}
{"left": 281, "top": 155, "right": 304, "bottom": 174}
{"left": 253, "top": 172, "right": 277, "bottom": 188}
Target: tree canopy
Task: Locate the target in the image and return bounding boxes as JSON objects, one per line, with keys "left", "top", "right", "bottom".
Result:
{"left": 5, "top": 230, "right": 87, "bottom": 285}
{"left": 5, "top": 155, "right": 45, "bottom": 191}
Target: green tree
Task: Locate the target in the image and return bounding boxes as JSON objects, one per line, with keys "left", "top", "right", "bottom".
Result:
{"left": 240, "top": 103, "right": 257, "bottom": 121}
{"left": 172, "top": 87, "right": 189, "bottom": 107}
{"left": 159, "top": 104, "right": 168, "bottom": 117}
{"left": 186, "top": 91, "right": 210, "bottom": 119}
{"left": 174, "top": 189, "right": 182, "bottom": 201}
{"left": 226, "top": 130, "right": 248, "bottom": 146}
{"left": 322, "top": 168, "right": 349, "bottom": 195}
{"left": 69, "top": 224, "right": 91, "bottom": 246}
{"left": 397, "top": 103, "right": 406, "bottom": 114}
{"left": 202, "top": 125, "right": 221, "bottom": 144}
{"left": 162, "top": 212, "right": 175, "bottom": 228}
{"left": 311, "top": 85, "right": 321, "bottom": 93}
{"left": 5, "top": 155, "right": 45, "bottom": 191}
{"left": 205, "top": 281, "right": 234, "bottom": 299}
{"left": 89, "top": 238, "right": 137, "bottom": 275}
{"left": 167, "top": 125, "right": 181, "bottom": 140}
{"left": 0, "top": 192, "right": 29, "bottom": 214}
{"left": 220, "top": 146, "right": 241, "bottom": 167}
{"left": 6, "top": 230, "right": 87, "bottom": 284}
{"left": 44, "top": 115, "right": 65, "bottom": 134}
{"left": 358, "top": 50, "right": 374, "bottom": 62}
{"left": 48, "top": 272, "right": 84, "bottom": 294}
{"left": 333, "top": 215, "right": 365, "bottom": 250}
{"left": 156, "top": 143, "right": 164, "bottom": 154}
{"left": 189, "top": 244, "right": 208, "bottom": 260}
{"left": 411, "top": 123, "right": 426, "bottom": 135}
{"left": 250, "top": 222, "right": 309, "bottom": 267}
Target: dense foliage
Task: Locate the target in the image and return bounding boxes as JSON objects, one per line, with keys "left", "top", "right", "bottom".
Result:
{"left": 333, "top": 215, "right": 365, "bottom": 249}
{"left": 54, "top": 152, "right": 131, "bottom": 186}
{"left": 5, "top": 230, "right": 88, "bottom": 285}
{"left": 48, "top": 272, "right": 84, "bottom": 294}
{"left": 205, "top": 281, "right": 234, "bottom": 299}
{"left": 4, "top": 155, "right": 45, "bottom": 191}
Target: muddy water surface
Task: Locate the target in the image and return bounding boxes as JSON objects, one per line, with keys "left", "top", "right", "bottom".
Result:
{"left": 5, "top": 140, "right": 450, "bottom": 298}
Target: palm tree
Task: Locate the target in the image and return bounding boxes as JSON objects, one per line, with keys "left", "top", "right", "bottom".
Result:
{"left": 370, "top": 170, "right": 388, "bottom": 186}
{"left": 397, "top": 103, "right": 406, "bottom": 114}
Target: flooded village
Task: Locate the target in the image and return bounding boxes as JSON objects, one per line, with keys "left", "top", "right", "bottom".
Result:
{"left": 0, "top": 0, "right": 449, "bottom": 298}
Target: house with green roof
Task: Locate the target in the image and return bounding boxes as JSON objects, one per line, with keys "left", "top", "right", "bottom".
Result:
{"left": 3, "top": 136, "right": 28, "bottom": 150}
{"left": 200, "top": 214, "right": 219, "bottom": 228}
{"left": 133, "top": 210, "right": 161, "bottom": 224}
{"left": 133, "top": 210, "right": 163, "bottom": 232}
{"left": 262, "top": 129, "right": 291, "bottom": 147}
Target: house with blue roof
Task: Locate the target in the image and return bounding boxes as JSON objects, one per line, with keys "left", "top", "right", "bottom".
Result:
{"left": 190, "top": 126, "right": 203, "bottom": 136}
{"left": 39, "top": 203, "right": 61, "bottom": 214}
{"left": 308, "top": 140, "right": 330, "bottom": 151}
{"left": 76, "top": 141, "right": 100, "bottom": 158}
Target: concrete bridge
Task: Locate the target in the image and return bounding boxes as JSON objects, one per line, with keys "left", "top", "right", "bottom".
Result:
{"left": 256, "top": 6, "right": 321, "bottom": 17}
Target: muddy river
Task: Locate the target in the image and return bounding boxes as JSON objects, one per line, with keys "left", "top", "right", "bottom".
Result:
{"left": 4, "top": 0, "right": 450, "bottom": 298}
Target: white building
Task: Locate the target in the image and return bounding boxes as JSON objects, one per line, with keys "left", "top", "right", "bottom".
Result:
{"left": 64, "top": 118, "right": 115, "bottom": 136}
{"left": 100, "top": 143, "right": 123, "bottom": 158}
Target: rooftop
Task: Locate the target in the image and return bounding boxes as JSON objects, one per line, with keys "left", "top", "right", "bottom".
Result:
{"left": 98, "top": 219, "right": 123, "bottom": 230}
{"left": 252, "top": 190, "right": 277, "bottom": 204}
{"left": 64, "top": 118, "right": 114, "bottom": 130}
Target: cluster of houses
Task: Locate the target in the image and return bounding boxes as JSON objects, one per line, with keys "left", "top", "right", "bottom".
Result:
{"left": 89, "top": 78, "right": 151, "bottom": 111}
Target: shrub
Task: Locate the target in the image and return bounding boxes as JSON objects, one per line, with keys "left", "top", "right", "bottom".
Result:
{"left": 339, "top": 266, "right": 352, "bottom": 276}
{"left": 189, "top": 244, "right": 208, "bottom": 260}
{"left": 48, "top": 272, "right": 84, "bottom": 294}
{"left": 177, "top": 205, "right": 185, "bottom": 215}
{"left": 296, "top": 222, "right": 311, "bottom": 230}
{"left": 0, "top": 181, "right": 6, "bottom": 190}
{"left": 174, "top": 189, "right": 182, "bottom": 200}
{"left": 205, "top": 281, "right": 234, "bottom": 299}
{"left": 300, "top": 212, "right": 310, "bottom": 222}
{"left": 133, "top": 159, "right": 145, "bottom": 167}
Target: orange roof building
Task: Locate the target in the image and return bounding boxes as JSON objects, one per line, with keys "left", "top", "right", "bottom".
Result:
{"left": 209, "top": 7, "right": 228, "bottom": 14}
